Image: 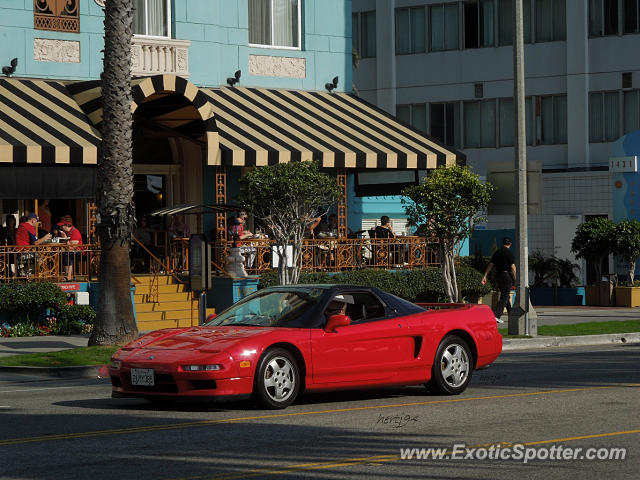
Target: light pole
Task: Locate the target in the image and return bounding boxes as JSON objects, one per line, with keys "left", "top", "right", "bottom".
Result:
{"left": 509, "top": 0, "right": 537, "bottom": 336}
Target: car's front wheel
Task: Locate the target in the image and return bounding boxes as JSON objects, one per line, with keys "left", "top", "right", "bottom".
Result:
{"left": 427, "top": 335, "right": 473, "bottom": 395}
{"left": 253, "top": 348, "right": 300, "bottom": 409}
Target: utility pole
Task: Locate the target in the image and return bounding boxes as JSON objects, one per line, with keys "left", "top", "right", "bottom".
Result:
{"left": 509, "top": 0, "right": 537, "bottom": 336}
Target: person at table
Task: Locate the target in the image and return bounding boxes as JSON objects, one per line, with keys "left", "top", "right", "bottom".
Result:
{"left": 60, "top": 222, "right": 83, "bottom": 281}
{"left": 0, "top": 215, "right": 16, "bottom": 245}
{"left": 169, "top": 214, "right": 190, "bottom": 239}
{"left": 228, "top": 211, "right": 255, "bottom": 267}
{"left": 374, "top": 216, "right": 396, "bottom": 238}
{"left": 316, "top": 214, "right": 339, "bottom": 236}
{"left": 15, "top": 213, "right": 51, "bottom": 246}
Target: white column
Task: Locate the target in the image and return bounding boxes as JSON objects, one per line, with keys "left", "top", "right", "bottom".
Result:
{"left": 375, "top": 0, "right": 396, "bottom": 114}
{"left": 566, "top": 0, "right": 590, "bottom": 168}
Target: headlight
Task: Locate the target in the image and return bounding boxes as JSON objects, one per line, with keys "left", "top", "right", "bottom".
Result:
{"left": 182, "top": 364, "right": 222, "bottom": 371}
{"left": 110, "top": 360, "right": 122, "bottom": 369}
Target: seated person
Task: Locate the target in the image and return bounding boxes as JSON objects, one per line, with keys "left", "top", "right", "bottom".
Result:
{"left": 60, "top": 222, "right": 83, "bottom": 281}
{"left": 228, "top": 211, "right": 256, "bottom": 267}
{"left": 323, "top": 293, "right": 354, "bottom": 321}
{"left": 169, "top": 214, "right": 190, "bottom": 239}
{"left": 16, "top": 213, "right": 51, "bottom": 246}
{"left": 374, "top": 215, "right": 395, "bottom": 238}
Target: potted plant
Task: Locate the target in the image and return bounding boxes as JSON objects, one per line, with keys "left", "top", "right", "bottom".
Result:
{"left": 571, "top": 218, "right": 615, "bottom": 305}
{"left": 529, "top": 253, "right": 583, "bottom": 305}
{"left": 612, "top": 219, "right": 640, "bottom": 307}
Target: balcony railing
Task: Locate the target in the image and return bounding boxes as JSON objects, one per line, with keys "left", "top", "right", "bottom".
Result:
{"left": 1, "top": 237, "right": 440, "bottom": 283}
{"left": 131, "top": 36, "right": 190, "bottom": 78}
{"left": 0, "top": 244, "right": 99, "bottom": 283}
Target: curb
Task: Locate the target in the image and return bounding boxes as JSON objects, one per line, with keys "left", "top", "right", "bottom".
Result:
{"left": 502, "top": 332, "right": 640, "bottom": 351}
{"left": 0, "top": 364, "right": 108, "bottom": 378}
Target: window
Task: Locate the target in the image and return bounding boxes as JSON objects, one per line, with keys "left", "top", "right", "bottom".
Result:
{"left": 537, "top": 95, "right": 567, "bottom": 145}
{"left": 535, "top": 0, "right": 566, "bottom": 41}
{"left": 498, "top": 0, "right": 532, "bottom": 45}
{"left": 624, "top": 0, "right": 640, "bottom": 33}
{"left": 355, "top": 170, "right": 419, "bottom": 196}
{"left": 499, "top": 97, "right": 533, "bottom": 146}
{"left": 430, "top": 3, "right": 459, "bottom": 51}
{"left": 396, "top": 7, "right": 426, "bottom": 55}
{"left": 249, "top": 0, "right": 301, "bottom": 49}
{"left": 590, "top": 91, "right": 620, "bottom": 142}
{"left": 624, "top": 90, "right": 640, "bottom": 133}
{"left": 464, "top": 0, "right": 495, "bottom": 48}
{"left": 464, "top": 100, "right": 496, "bottom": 148}
{"left": 589, "top": 0, "right": 619, "bottom": 36}
{"left": 34, "top": 0, "right": 79, "bottom": 33}
{"left": 133, "top": 0, "right": 170, "bottom": 37}
{"left": 430, "top": 102, "right": 461, "bottom": 147}
{"left": 353, "top": 10, "right": 376, "bottom": 58}
{"left": 396, "top": 103, "right": 427, "bottom": 133}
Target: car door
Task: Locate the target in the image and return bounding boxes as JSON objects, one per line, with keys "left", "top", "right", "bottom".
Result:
{"left": 310, "top": 291, "right": 415, "bottom": 385}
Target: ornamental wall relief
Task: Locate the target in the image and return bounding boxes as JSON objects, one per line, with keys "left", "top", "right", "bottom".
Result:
{"left": 33, "top": 38, "right": 80, "bottom": 63}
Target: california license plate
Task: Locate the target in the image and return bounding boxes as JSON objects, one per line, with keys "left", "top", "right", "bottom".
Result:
{"left": 131, "top": 368, "right": 155, "bottom": 386}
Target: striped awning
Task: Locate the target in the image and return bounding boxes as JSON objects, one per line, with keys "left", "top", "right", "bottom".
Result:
{"left": 201, "top": 86, "right": 465, "bottom": 169}
{"left": 0, "top": 78, "right": 101, "bottom": 164}
{"left": 67, "top": 74, "right": 219, "bottom": 164}
{"left": 150, "top": 203, "right": 241, "bottom": 216}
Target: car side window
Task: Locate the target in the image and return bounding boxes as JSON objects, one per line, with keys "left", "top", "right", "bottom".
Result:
{"left": 345, "top": 292, "right": 387, "bottom": 324}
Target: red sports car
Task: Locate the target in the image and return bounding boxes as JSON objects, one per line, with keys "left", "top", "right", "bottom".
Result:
{"left": 109, "top": 285, "right": 502, "bottom": 409}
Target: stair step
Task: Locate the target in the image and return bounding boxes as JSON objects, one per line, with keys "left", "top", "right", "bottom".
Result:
{"left": 134, "top": 292, "right": 193, "bottom": 303}
{"left": 137, "top": 317, "right": 198, "bottom": 331}
{"left": 136, "top": 309, "right": 196, "bottom": 321}
{"left": 135, "top": 300, "right": 195, "bottom": 312}
{"left": 131, "top": 275, "right": 180, "bottom": 286}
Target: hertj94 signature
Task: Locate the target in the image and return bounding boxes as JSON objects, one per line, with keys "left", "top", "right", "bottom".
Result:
{"left": 376, "top": 413, "right": 419, "bottom": 428}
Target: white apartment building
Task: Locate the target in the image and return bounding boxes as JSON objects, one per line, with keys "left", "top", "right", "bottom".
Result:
{"left": 352, "top": 0, "right": 639, "bottom": 283}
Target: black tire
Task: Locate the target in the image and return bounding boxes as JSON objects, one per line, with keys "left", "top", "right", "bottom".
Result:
{"left": 253, "top": 348, "right": 300, "bottom": 409}
{"left": 426, "top": 335, "right": 474, "bottom": 395}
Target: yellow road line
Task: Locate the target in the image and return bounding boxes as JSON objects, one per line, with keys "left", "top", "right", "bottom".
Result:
{"left": 0, "top": 384, "right": 637, "bottom": 446}
{"left": 173, "top": 428, "right": 640, "bottom": 480}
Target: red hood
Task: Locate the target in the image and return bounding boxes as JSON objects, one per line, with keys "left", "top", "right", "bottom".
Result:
{"left": 130, "top": 326, "right": 277, "bottom": 352}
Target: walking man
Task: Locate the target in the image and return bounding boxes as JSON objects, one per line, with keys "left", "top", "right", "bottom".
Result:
{"left": 481, "top": 237, "right": 516, "bottom": 323}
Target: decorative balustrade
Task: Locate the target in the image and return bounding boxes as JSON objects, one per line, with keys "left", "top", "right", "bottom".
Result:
{"left": 0, "top": 244, "right": 99, "bottom": 283}
{"left": 131, "top": 37, "right": 190, "bottom": 78}
{"left": 1, "top": 237, "right": 440, "bottom": 284}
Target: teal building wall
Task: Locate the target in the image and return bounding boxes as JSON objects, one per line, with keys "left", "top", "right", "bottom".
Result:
{"left": 0, "top": 0, "right": 352, "bottom": 92}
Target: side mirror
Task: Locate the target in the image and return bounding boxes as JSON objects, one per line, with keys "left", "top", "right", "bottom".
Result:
{"left": 324, "top": 314, "right": 351, "bottom": 333}
{"left": 206, "top": 313, "right": 217, "bottom": 322}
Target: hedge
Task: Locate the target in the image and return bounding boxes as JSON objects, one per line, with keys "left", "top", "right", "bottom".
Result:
{"left": 258, "top": 266, "right": 492, "bottom": 303}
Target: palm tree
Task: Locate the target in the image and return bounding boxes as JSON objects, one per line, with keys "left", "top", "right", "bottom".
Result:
{"left": 89, "top": 0, "right": 138, "bottom": 345}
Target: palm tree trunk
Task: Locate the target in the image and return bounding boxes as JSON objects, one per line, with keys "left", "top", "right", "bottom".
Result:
{"left": 89, "top": 0, "right": 138, "bottom": 346}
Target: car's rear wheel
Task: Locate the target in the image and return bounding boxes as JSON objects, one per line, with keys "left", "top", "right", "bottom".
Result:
{"left": 426, "top": 335, "right": 473, "bottom": 395}
{"left": 253, "top": 348, "right": 300, "bottom": 409}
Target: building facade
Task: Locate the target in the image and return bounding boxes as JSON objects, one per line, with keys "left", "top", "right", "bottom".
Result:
{"left": 1, "top": 0, "right": 462, "bottom": 271}
{"left": 351, "top": 0, "right": 640, "bottom": 283}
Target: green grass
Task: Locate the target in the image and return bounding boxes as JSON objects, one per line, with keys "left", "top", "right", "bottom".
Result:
{"left": 499, "top": 320, "right": 640, "bottom": 337}
{"left": 0, "top": 346, "right": 119, "bottom": 367}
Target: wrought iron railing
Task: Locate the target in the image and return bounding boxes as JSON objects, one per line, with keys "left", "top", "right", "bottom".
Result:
{"left": 1, "top": 237, "right": 441, "bottom": 283}
{"left": 0, "top": 244, "right": 99, "bottom": 283}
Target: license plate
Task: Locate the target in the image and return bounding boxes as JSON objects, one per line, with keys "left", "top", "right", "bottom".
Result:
{"left": 131, "top": 368, "right": 155, "bottom": 386}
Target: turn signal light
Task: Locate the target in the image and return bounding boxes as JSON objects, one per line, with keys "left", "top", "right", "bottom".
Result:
{"left": 182, "top": 364, "right": 222, "bottom": 371}
{"left": 110, "top": 360, "right": 122, "bottom": 369}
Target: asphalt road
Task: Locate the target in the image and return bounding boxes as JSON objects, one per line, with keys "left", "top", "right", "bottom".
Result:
{"left": 1, "top": 344, "right": 638, "bottom": 480}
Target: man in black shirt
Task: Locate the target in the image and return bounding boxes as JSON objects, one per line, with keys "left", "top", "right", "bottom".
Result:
{"left": 481, "top": 237, "right": 516, "bottom": 323}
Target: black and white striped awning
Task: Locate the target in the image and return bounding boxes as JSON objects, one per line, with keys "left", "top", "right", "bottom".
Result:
{"left": 0, "top": 78, "right": 101, "bottom": 164}
{"left": 66, "top": 74, "right": 219, "bottom": 164}
{"left": 201, "top": 86, "right": 465, "bottom": 169}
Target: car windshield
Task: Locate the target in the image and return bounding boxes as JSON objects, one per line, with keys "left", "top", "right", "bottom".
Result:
{"left": 205, "top": 288, "right": 325, "bottom": 327}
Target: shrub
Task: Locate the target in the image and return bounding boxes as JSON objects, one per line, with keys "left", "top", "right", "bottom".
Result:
{"left": 49, "top": 305, "right": 96, "bottom": 335}
{"left": 0, "top": 282, "right": 67, "bottom": 324}
{"left": 258, "top": 266, "right": 491, "bottom": 303}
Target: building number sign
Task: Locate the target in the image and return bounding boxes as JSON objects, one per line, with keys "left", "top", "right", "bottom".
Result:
{"left": 609, "top": 156, "right": 638, "bottom": 173}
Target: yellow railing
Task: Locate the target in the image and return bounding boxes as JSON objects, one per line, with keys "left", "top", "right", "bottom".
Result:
{"left": 0, "top": 244, "right": 99, "bottom": 283}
